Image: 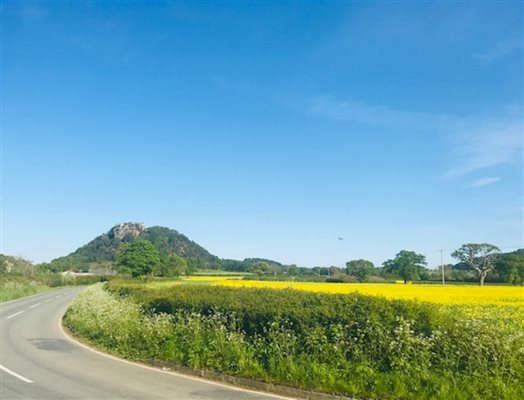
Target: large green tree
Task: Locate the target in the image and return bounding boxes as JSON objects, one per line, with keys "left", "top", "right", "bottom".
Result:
{"left": 383, "top": 250, "right": 427, "bottom": 283}
{"left": 117, "top": 240, "right": 161, "bottom": 278}
{"left": 160, "top": 255, "right": 188, "bottom": 277}
{"left": 346, "top": 259, "right": 375, "bottom": 282}
{"left": 495, "top": 253, "right": 524, "bottom": 284}
{"left": 250, "top": 261, "right": 273, "bottom": 276}
{"left": 451, "top": 243, "right": 500, "bottom": 286}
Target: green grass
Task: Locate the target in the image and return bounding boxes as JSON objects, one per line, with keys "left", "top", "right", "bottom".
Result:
{"left": 0, "top": 273, "right": 116, "bottom": 302}
{"left": 0, "top": 277, "right": 52, "bottom": 302}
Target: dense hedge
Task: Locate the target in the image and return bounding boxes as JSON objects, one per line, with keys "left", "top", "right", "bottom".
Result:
{"left": 107, "top": 280, "right": 443, "bottom": 344}
{"left": 65, "top": 281, "right": 524, "bottom": 399}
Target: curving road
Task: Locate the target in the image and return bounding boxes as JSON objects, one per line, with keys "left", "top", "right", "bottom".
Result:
{"left": 0, "top": 288, "right": 293, "bottom": 400}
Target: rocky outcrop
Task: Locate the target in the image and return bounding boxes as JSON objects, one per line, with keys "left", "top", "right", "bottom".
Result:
{"left": 109, "top": 222, "right": 145, "bottom": 239}
{"left": 50, "top": 222, "right": 221, "bottom": 270}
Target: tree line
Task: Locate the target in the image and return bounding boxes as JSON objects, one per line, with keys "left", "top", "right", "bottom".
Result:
{"left": 112, "top": 241, "right": 523, "bottom": 286}
{"left": 3, "top": 240, "right": 522, "bottom": 286}
{"left": 346, "top": 244, "right": 523, "bottom": 285}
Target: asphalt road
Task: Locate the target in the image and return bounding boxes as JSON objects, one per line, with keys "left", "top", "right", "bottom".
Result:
{"left": 0, "top": 288, "right": 293, "bottom": 400}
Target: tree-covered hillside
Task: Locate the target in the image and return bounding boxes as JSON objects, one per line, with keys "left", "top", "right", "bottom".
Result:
{"left": 139, "top": 226, "right": 221, "bottom": 269}
{"left": 43, "top": 223, "right": 221, "bottom": 272}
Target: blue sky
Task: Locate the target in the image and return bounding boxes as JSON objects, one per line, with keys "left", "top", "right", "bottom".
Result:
{"left": 2, "top": 1, "right": 523, "bottom": 268}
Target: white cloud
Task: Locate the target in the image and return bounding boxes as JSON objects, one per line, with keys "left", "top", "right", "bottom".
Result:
{"left": 445, "top": 115, "right": 523, "bottom": 178}
{"left": 301, "top": 95, "right": 523, "bottom": 179}
{"left": 466, "top": 177, "right": 500, "bottom": 188}
{"left": 306, "top": 95, "right": 453, "bottom": 130}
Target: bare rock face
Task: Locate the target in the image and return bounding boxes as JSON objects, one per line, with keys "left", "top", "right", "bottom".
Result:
{"left": 109, "top": 222, "right": 145, "bottom": 239}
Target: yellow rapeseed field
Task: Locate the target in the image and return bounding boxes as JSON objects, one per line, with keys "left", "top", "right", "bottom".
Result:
{"left": 185, "top": 276, "right": 242, "bottom": 282}
{"left": 184, "top": 277, "right": 524, "bottom": 326}
{"left": 145, "top": 275, "right": 242, "bottom": 288}
{"left": 178, "top": 276, "right": 524, "bottom": 306}
{"left": 213, "top": 279, "right": 524, "bottom": 307}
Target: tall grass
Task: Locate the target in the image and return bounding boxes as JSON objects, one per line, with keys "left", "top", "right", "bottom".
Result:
{"left": 0, "top": 276, "right": 50, "bottom": 302}
{"left": 0, "top": 274, "right": 116, "bottom": 302}
{"left": 64, "top": 283, "right": 524, "bottom": 400}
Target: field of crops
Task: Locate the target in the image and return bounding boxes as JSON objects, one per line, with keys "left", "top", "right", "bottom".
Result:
{"left": 183, "top": 276, "right": 524, "bottom": 307}
{"left": 178, "top": 277, "right": 524, "bottom": 325}
{"left": 200, "top": 277, "right": 524, "bottom": 328}
{"left": 64, "top": 278, "right": 524, "bottom": 400}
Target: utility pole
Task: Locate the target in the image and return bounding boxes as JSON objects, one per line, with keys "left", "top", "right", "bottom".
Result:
{"left": 440, "top": 249, "right": 445, "bottom": 285}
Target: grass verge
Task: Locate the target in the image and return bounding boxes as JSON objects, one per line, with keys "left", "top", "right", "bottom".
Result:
{"left": 0, "top": 276, "right": 52, "bottom": 302}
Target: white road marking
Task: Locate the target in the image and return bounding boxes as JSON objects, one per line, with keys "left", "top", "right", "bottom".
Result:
{"left": 59, "top": 319, "right": 294, "bottom": 400}
{"left": 0, "top": 364, "right": 33, "bottom": 383}
{"left": 28, "top": 303, "right": 42, "bottom": 309}
{"left": 6, "top": 311, "right": 24, "bottom": 320}
{"left": 44, "top": 298, "right": 52, "bottom": 303}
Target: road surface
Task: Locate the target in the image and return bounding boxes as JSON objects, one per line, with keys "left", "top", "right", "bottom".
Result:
{"left": 0, "top": 287, "right": 293, "bottom": 400}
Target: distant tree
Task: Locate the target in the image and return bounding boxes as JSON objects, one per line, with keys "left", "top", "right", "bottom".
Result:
{"left": 451, "top": 243, "right": 500, "bottom": 286}
{"left": 160, "top": 255, "right": 188, "bottom": 277}
{"left": 310, "top": 266, "right": 330, "bottom": 276}
{"left": 251, "top": 261, "right": 273, "bottom": 276}
{"left": 494, "top": 253, "right": 524, "bottom": 284}
{"left": 346, "top": 259, "right": 375, "bottom": 282}
{"left": 117, "top": 240, "right": 161, "bottom": 278}
{"left": 329, "top": 266, "right": 342, "bottom": 276}
{"left": 221, "top": 259, "right": 246, "bottom": 272}
{"left": 311, "top": 266, "right": 322, "bottom": 276}
{"left": 287, "top": 264, "right": 300, "bottom": 276}
{"left": 383, "top": 251, "right": 427, "bottom": 284}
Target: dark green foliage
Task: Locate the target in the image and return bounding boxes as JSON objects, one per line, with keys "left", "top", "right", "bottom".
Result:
{"left": 117, "top": 240, "right": 161, "bottom": 278}
{"left": 250, "top": 261, "right": 274, "bottom": 276}
{"left": 160, "top": 255, "right": 188, "bottom": 277}
{"left": 494, "top": 251, "right": 524, "bottom": 285}
{"left": 383, "top": 250, "right": 427, "bottom": 283}
{"left": 109, "top": 283, "right": 438, "bottom": 341}
{"left": 346, "top": 259, "right": 375, "bottom": 282}
{"left": 139, "top": 226, "right": 221, "bottom": 268}
{"left": 222, "top": 258, "right": 284, "bottom": 273}
{"left": 94, "top": 281, "right": 524, "bottom": 399}
{"left": 45, "top": 224, "right": 222, "bottom": 272}
{"left": 50, "top": 232, "right": 122, "bottom": 269}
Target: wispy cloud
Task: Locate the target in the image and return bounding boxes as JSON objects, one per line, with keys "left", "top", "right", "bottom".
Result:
{"left": 300, "top": 95, "right": 523, "bottom": 179}
{"left": 473, "top": 38, "right": 522, "bottom": 63}
{"left": 306, "top": 95, "right": 453, "bottom": 130}
{"left": 445, "top": 114, "right": 523, "bottom": 178}
{"left": 466, "top": 177, "right": 500, "bottom": 188}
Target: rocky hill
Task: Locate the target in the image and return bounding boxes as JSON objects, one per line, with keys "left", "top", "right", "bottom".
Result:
{"left": 47, "top": 223, "right": 221, "bottom": 271}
